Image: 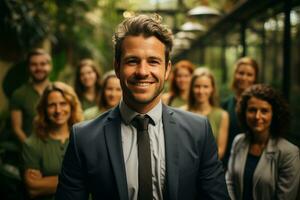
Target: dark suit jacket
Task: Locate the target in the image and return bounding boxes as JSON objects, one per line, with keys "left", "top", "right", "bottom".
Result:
{"left": 55, "top": 105, "right": 229, "bottom": 200}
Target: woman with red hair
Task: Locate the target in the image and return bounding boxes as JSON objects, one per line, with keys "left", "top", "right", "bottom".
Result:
{"left": 162, "top": 60, "right": 194, "bottom": 107}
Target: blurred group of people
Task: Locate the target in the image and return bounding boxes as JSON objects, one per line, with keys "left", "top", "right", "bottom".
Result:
{"left": 9, "top": 49, "right": 122, "bottom": 199}
{"left": 161, "top": 56, "right": 300, "bottom": 199}
{"left": 7, "top": 31, "right": 300, "bottom": 200}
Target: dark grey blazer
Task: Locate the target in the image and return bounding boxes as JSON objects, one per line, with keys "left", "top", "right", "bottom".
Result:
{"left": 55, "top": 105, "right": 229, "bottom": 200}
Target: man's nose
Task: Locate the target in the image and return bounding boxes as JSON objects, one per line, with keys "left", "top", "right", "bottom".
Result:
{"left": 136, "top": 61, "right": 149, "bottom": 76}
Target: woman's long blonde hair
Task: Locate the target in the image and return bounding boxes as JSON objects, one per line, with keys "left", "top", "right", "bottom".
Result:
{"left": 188, "top": 68, "right": 219, "bottom": 110}
{"left": 34, "top": 82, "right": 83, "bottom": 139}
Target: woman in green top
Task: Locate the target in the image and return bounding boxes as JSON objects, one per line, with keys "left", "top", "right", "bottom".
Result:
{"left": 74, "top": 59, "right": 102, "bottom": 110}
{"left": 22, "top": 82, "right": 83, "bottom": 200}
{"left": 84, "top": 71, "right": 122, "bottom": 120}
{"left": 182, "top": 68, "right": 229, "bottom": 160}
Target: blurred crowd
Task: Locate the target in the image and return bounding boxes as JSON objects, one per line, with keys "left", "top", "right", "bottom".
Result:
{"left": 2, "top": 48, "right": 300, "bottom": 199}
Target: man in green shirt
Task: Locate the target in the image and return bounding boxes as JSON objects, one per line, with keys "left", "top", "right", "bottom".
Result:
{"left": 10, "top": 49, "right": 52, "bottom": 143}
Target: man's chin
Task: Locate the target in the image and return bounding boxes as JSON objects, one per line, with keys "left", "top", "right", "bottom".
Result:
{"left": 32, "top": 76, "right": 48, "bottom": 83}
{"left": 132, "top": 97, "right": 154, "bottom": 105}
{"left": 125, "top": 94, "right": 159, "bottom": 105}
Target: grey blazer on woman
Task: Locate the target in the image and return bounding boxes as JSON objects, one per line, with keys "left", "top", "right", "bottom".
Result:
{"left": 226, "top": 133, "right": 300, "bottom": 200}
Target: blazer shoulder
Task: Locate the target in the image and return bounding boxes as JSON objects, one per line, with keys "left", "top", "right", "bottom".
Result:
{"left": 72, "top": 109, "right": 115, "bottom": 139}
{"left": 233, "top": 133, "right": 246, "bottom": 142}
{"left": 164, "top": 106, "right": 210, "bottom": 140}
{"left": 275, "top": 138, "right": 300, "bottom": 156}
{"left": 167, "top": 106, "right": 207, "bottom": 122}
{"left": 232, "top": 133, "right": 247, "bottom": 150}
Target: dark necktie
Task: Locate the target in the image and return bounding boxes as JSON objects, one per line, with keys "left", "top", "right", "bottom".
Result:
{"left": 132, "top": 115, "right": 153, "bottom": 200}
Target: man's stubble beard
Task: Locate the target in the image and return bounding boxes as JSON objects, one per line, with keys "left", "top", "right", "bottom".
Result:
{"left": 31, "top": 73, "right": 49, "bottom": 84}
{"left": 123, "top": 81, "right": 165, "bottom": 106}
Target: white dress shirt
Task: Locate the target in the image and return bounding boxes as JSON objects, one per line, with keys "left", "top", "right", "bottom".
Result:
{"left": 119, "top": 100, "right": 166, "bottom": 200}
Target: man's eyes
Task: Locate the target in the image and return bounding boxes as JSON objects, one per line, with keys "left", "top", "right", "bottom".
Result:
{"left": 126, "top": 59, "right": 138, "bottom": 65}
{"left": 31, "top": 62, "right": 48, "bottom": 66}
{"left": 149, "top": 60, "right": 160, "bottom": 65}
{"left": 124, "top": 59, "right": 161, "bottom": 65}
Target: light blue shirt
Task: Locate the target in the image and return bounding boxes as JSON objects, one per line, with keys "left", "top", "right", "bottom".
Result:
{"left": 119, "top": 100, "right": 166, "bottom": 200}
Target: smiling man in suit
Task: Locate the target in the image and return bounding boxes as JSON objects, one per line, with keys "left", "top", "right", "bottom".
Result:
{"left": 55, "top": 14, "right": 229, "bottom": 200}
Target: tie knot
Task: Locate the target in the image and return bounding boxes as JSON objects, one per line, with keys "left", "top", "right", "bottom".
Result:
{"left": 132, "top": 115, "right": 150, "bottom": 131}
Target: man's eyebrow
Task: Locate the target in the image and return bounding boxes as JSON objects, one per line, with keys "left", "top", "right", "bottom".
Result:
{"left": 123, "top": 55, "right": 139, "bottom": 60}
{"left": 148, "top": 56, "right": 163, "bottom": 61}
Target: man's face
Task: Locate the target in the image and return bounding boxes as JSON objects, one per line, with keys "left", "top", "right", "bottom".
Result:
{"left": 115, "top": 35, "right": 171, "bottom": 113}
{"left": 29, "top": 54, "right": 52, "bottom": 83}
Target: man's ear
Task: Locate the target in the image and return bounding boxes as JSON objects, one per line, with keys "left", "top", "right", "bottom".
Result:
{"left": 114, "top": 60, "right": 120, "bottom": 79}
{"left": 165, "top": 60, "right": 171, "bottom": 80}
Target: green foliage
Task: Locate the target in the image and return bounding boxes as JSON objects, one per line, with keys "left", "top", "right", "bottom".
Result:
{"left": 2, "top": 61, "right": 28, "bottom": 98}
{"left": 1, "top": 0, "right": 122, "bottom": 73}
{"left": 50, "top": 51, "right": 67, "bottom": 81}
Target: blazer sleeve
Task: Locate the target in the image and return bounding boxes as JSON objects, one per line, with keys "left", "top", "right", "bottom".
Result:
{"left": 55, "top": 126, "right": 89, "bottom": 200}
{"left": 276, "top": 144, "right": 300, "bottom": 200}
{"left": 225, "top": 134, "right": 243, "bottom": 200}
{"left": 197, "top": 118, "right": 230, "bottom": 200}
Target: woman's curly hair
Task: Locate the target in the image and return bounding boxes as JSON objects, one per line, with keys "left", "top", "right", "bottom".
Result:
{"left": 34, "top": 82, "right": 83, "bottom": 139}
{"left": 237, "top": 84, "right": 290, "bottom": 138}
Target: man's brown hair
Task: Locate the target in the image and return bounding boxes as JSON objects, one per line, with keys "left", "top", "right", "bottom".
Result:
{"left": 113, "top": 14, "right": 173, "bottom": 67}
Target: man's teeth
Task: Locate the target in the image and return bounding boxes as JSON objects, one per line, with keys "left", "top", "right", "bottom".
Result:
{"left": 135, "top": 82, "right": 151, "bottom": 86}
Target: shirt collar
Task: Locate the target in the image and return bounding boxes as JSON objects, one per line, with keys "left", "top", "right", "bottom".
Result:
{"left": 119, "top": 99, "right": 162, "bottom": 126}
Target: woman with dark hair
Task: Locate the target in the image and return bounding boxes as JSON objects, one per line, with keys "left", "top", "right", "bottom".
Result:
{"left": 182, "top": 68, "right": 229, "bottom": 159}
{"left": 22, "top": 82, "right": 83, "bottom": 200}
{"left": 226, "top": 84, "right": 300, "bottom": 200}
{"left": 162, "top": 60, "right": 194, "bottom": 107}
{"left": 74, "top": 58, "right": 102, "bottom": 110}
{"left": 84, "top": 71, "right": 122, "bottom": 120}
{"left": 222, "top": 57, "right": 259, "bottom": 167}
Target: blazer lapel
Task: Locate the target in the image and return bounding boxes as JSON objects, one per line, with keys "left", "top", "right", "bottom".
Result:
{"left": 235, "top": 138, "right": 249, "bottom": 198}
{"left": 162, "top": 105, "right": 179, "bottom": 200}
{"left": 252, "top": 138, "right": 276, "bottom": 189}
{"left": 104, "top": 107, "right": 129, "bottom": 200}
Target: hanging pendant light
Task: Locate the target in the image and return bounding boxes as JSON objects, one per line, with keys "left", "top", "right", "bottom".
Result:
{"left": 180, "top": 21, "right": 206, "bottom": 32}
{"left": 188, "top": 5, "right": 221, "bottom": 16}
